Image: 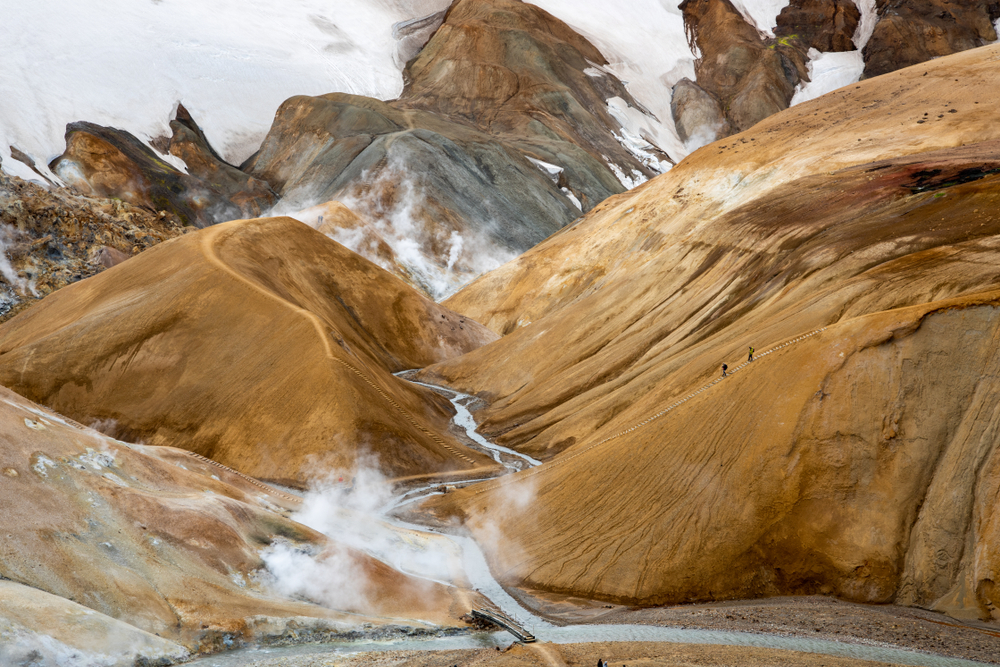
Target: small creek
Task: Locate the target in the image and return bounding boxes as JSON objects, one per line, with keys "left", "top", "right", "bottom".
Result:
{"left": 183, "top": 379, "right": 990, "bottom": 667}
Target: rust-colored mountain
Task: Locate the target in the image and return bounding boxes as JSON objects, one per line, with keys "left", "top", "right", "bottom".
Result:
{"left": 420, "top": 44, "right": 1000, "bottom": 620}
{"left": 0, "top": 216, "right": 500, "bottom": 486}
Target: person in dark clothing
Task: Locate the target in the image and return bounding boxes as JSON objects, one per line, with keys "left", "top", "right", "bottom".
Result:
{"left": 721, "top": 363, "right": 728, "bottom": 377}
{"left": 748, "top": 346, "right": 754, "bottom": 362}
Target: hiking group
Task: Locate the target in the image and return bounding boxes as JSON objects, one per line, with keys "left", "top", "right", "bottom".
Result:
{"left": 722, "top": 345, "right": 753, "bottom": 377}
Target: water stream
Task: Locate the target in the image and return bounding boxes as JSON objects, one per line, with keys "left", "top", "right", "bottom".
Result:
{"left": 182, "top": 379, "right": 992, "bottom": 667}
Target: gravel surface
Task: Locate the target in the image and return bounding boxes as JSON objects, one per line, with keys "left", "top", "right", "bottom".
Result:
{"left": 227, "top": 641, "right": 905, "bottom": 667}
{"left": 509, "top": 591, "right": 1000, "bottom": 665}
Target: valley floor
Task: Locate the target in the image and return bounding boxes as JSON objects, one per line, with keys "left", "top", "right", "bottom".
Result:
{"left": 511, "top": 593, "right": 1000, "bottom": 665}
{"left": 218, "top": 639, "right": 969, "bottom": 667}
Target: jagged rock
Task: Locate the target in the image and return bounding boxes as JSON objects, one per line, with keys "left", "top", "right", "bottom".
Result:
{"left": 671, "top": 78, "right": 732, "bottom": 148}
{"left": 0, "top": 216, "right": 500, "bottom": 485}
{"left": 246, "top": 0, "right": 664, "bottom": 298}
{"left": 0, "top": 171, "right": 185, "bottom": 322}
{"left": 420, "top": 45, "right": 1000, "bottom": 619}
{"left": 680, "top": 0, "right": 805, "bottom": 135}
{"left": 49, "top": 110, "right": 278, "bottom": 228}
{"left": 49, "top": 121, "right": 240, "bottom": 227}
{"left": 167, "top": 103, "right": 277, "bottom": 218}
{"left": 0, "top": 385, "right": 470, "bottom": 650}
{"left": 775, "top": 0, "right": 861, "bottom": 52}
{"left": 863, "top": 0, "right": 1000, "bottom": 78}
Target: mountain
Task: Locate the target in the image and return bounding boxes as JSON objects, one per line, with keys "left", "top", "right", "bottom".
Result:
{"left": 0, "top": 216, "right": 500, "bottom": 486}
{"left": 419, "top": 43, "right": 1000, "bottom": 619}
{"left": 0, "top": 384, "right": 471, "bottom": 662}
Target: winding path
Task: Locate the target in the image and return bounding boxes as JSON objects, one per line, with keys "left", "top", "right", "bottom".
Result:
{"left": 200, "top": 222, "right": 476, "bottom": 466}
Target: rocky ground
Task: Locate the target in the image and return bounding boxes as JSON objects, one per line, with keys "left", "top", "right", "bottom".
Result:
{"left": 0, "top": 172, "right": 186, "bottom": 321}
{"left": 213, "top": 641, "right": 903, "bottom": 667}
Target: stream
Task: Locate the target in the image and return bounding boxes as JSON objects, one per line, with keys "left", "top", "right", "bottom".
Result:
{"left": 182, "top": 380, "right": 992, "bottom": 667}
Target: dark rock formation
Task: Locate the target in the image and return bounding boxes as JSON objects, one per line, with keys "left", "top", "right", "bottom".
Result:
{"left": 167, "top": 104, "right": 277, "bottom": 218}
{"left": 775, "top": 0, "right": 861, "bottom": 52}
{"left": 864, "top": 0, "right": 1000, "bottom": 78}
{"left": 49, "top": 108, "right": 277, "bottom": 228}
{"left": 678, "top": 0, "right": 806, "bottom": 137}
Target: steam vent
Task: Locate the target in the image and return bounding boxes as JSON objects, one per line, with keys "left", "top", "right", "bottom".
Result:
{"left": 4, "top": 1, "right": 1000, "bottom": 666}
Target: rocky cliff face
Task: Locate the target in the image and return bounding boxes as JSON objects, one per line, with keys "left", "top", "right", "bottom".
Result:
{"left": 673, "top": 0, "right": 998, "bottom": 145}
{"left": 0, "top": 216, "right": 500, "bottom": 486}
{"left": 863, "top": 0, "right": 1000, "bottom": 78}
{"left": 421, "top": 44, "right": 1000, "bottom": 619}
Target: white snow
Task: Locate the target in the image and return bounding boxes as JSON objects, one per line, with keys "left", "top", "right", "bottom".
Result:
{"left": 0, "top": 0, "right": 450, "bottom": 179}
{"left": 790, "top": 49, "right": 865, "bottom": 105}
{"left": 729, "top": 0, "right": 790, "bottom": 37}
{"left": 853, "top": 0, "right": 879, "bottom": 50}
{"left": 562, "top": 188, "right": 583, "bottom": 211}
{"left": 529, "top": 0, "right": 696, "bottom": 165}
{"left": 1, "top": 0, "right": 796, "bottom": 187}
{"left": 526, "top": 156, "right": 564, "bottom": 182}
{"left": 789, "top": 0, "right": 877, "bottom": 107}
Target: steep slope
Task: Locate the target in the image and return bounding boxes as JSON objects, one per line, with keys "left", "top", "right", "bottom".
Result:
{"left": 421, "top": 44, "right": 1000, "bottom": 618}
{"left": 0, "top": 216, "right": 499, "bottom": 485}
{"left": 0, "top": 385, "right": 469, "bottom": 655}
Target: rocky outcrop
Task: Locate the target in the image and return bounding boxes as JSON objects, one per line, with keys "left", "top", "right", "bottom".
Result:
{"left": 246, "top": 0, "right": 664, "bottom": 298}
{"left": 0, "top": 385, "right": 468, "bottom": 652}
{"left": 671, "top": 78, "right": 732, "bottom": 147}
{"left": 0, "top": 216, "right": 500, "bottom": 485}
{"left": 864, "top": 0, "right": 1000, "bottom": 78}
{"left": 0, "top": 171, "right": 185, "bottom": 322}
{"left": 167, "top": 103, "right": 277, "bottom": 218}
{"left": 677, "top": 0, "right": 806, "bottom": 138}
{"left": 775, "top": 0, "right": 861, "bottom": 52}
{"left": 420, "top": 45, "right": 1000, "bottom": 619}
{"left": 49, "top": 109, "right": 277, "bottom": 228}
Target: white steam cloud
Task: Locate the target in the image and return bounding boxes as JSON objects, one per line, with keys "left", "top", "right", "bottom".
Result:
{"left": 273, "top": 153, "right": 516, "bottom": 302}
{"left": 259, "top": 460, "right": 457, "bottom": 613}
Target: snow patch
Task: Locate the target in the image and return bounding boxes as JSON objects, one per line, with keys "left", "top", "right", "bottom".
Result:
{"left": 562, "top": 188, "right": 583, "bottom": 211}
{"left": 607, "top": 97, "right": 673, "bottom": 173}
{"left": 528, "top": 0, "right": 696, "bottom": 162}
{"left": 790, "top": 0, "right": 877, "bottom": 106}
{"left": 526, "top": 156, "right": 564, "bottom": 182}
{"left": 790, "top": 49, "right": 866, "bottom": 105}
{"left": 853, "top": 0, "right": 878, "bottom": 50}
{"left": 729, "top": 0, "right": 791, "bottom": 37}
{"left": 605, "top": 158, "right": 648, "bottom": 190}
{"left": 0, "top": 0, "right": 451, "bottom": 176}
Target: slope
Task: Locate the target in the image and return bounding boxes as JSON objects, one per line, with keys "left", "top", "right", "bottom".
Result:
{"left": 420, "top": 44, "right": 1000, "bottom": 619}
{"left": 0, "top": 216, "right": 500, "bottom": 486}
{"left": 0, "top": 384, "right": 470, "bottom": 654}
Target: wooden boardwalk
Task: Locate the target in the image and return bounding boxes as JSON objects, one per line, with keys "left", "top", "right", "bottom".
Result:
{"left": 471, "top": 607, "right": 537, "bottom": 642}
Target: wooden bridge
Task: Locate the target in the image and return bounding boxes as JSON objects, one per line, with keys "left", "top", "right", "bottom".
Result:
{"left": 471, "top": 607, "right": 537, "bottom": 643}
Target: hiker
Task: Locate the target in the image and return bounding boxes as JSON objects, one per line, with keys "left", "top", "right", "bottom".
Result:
{"left": 721, "top": 363, "right": 728, "bottom": 377}
{"left": 748, "top": 345, "right": 754, "bottom": 362}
